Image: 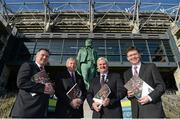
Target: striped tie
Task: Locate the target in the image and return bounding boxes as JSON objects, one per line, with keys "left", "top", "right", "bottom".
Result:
{"left": 134, "top": 66, "right": 138, "bottom": 77}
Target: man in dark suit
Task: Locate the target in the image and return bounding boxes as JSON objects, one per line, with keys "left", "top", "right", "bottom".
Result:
{"left": 123, "top": 46, "right": 166, "bottom": 118}
{"left": 10, "top": 48, "right": 54, "bottom": 118}
{"left": 55, "top": 57, "right": 87, "bottom": 118}
{"left": 87, "top": 57, "right": 126, "bottom": 118}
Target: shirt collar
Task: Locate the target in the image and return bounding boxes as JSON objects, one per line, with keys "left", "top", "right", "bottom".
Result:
{"left": 132, "top": 62, "right": 141, "bottom": 69}
{"left": 68, "top": 70, "right": 75, "bottom": 75}
{"left": 35, "top": 62, "right": 43, "bottom": 69}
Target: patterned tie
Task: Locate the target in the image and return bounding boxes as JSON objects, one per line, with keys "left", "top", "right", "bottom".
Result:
{"left": 134, "top": 66, "right": 138, "bottom": 77}
{"left": 100, "top": 74, "right": 105, "bottom": 86}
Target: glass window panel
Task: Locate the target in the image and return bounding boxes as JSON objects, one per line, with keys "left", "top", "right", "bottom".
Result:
{"left": 162, "top": 40, "right": 175, "bottom": 62}
{"left": 49, "top": 40, "right": 63, "bottom": 54}
{"left": 63, "top": 39, "right": 77, "bottom": 53}
{"left": 148, "top": 40, "right": 165, "bottom": 55}
{"left": 48, "top": 55, "right": 61, "bottom": 65}
{"left": 148, "top": 40, "right": 166, "bottom": 62}
{"left": 134, "top": 40, "right": 148, "bottom": 55}
{"left": 120, "top": 40, "right": 132, "bottom": 62}
{"left": 120, "top": 40, "right": 133, "bottom": 55}
{"left": 122, "top": 55, "right": 128, "bottom": 62}
{"left": 162, "top": 40, "right": 172, "bottom": 55}
{"left": 35, "top": 40, "right": 49, "bottom": 53}
{"left": 141, "top": 55, "right": 150, "bottom": 62}
{"left": 134, "top": 40, "right": 150, "bottom": 62}
{"left": 24, "top": 41, "right": 36, "bottom": 54}
{"left": 151, "top": 55, "right": 166, "bottom": 62}
{"left": 93, "top": 40, "right": 105, "bottom": 55}
{"left": 167, "top": 55, "right": 175, "bottom": 62}
{"left": 77, "top": 39, "right": 86, "bottom": 49}
{"left": 106, "top": 40, "right": 119, "bottom": 55}
{"left": 107, "top": 55, "right": 120, "bottom": 62}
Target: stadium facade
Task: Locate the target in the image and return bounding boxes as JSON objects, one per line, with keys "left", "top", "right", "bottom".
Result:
{"left": 0, "top": 0, "right": 180, "bottom": 100}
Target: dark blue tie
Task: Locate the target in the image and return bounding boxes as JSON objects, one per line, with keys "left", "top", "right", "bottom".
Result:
{"left": 71, "top": 73, "right": 75, "bottom": 84}
{"left": 100, "top": 74, "right": 105, "bottom": 86}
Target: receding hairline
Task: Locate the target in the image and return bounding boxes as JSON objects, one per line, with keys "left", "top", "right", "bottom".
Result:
{"left": 37, "top": 48, "right": 50, "bottom": 54}
{"left": 97, "top": 57, "right": 108, "bottom": 64}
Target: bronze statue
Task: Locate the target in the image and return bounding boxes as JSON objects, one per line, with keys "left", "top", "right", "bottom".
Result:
{"left": 77, "top": 39, "right": 98, "bottom": 90}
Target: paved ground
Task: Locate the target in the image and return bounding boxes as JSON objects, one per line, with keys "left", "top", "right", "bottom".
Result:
{"left": 83, "top": 99, "right": 92, "bottom": 118}
{"left": 83, "top": 98, "right": 132, "bottom": 118}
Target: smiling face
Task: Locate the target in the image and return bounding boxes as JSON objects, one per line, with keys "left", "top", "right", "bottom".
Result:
{"left": 127, "top": 49, "right": 141, "bottom": 65}
{"left": 97, "top": 58, "right": 108, "bottom": 74}
{"left": 35, "top": 49, "right": 49, "bottom": 66}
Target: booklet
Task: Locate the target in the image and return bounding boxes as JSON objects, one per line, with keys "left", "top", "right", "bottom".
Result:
{"left": 31, "top": 69, "right": 50, "bottom": 84}
{"left": 93, "top": 84, "right": 111, "bottom": 104}
{"left": 66, "top": 83, "right": 82, "bottom": 100}
{"left": 31, "top": 69, "right": 51, "bottom": 96}
{"left": 124, "top": 76, "right": 154, "bottom": 99}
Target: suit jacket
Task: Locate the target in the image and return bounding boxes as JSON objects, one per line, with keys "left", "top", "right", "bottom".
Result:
{"left": 87, "top": 72, "right": 126, "bottom": 118}
{"left": 10, "top": 62, "right": 49, "bottom": 118}
{"left": 55, "top": 70, "right": 87, "bottom": 118}
{"left": 123, "top": 63, "right": 166, "bottom": 118}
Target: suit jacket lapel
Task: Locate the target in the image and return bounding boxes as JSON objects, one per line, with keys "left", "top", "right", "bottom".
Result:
{"left": 96, "top": 74, "right": 101, "bottom": 90}
{"left": 139, "top": 63, "right": 145, "bottom": 80}
{"left": 127, "top": 68, "right": 133, "bottom": 80}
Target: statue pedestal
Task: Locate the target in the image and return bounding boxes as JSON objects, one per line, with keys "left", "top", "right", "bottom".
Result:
{"left": 174, "top": 68, "right": 180, "bottom": 92}
{"left": 162, "top": 95, "right": 180, "bottom": 118}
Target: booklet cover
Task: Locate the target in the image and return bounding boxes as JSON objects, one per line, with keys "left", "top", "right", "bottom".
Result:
{"left": 31, "top": 69, "right": 50, "bottom": 84}
{"left": 93, "top": 84, "right": 111, "bottom": 104}
{"left": 66, "top": 83, "right": 82, "bottom": 100}
{"left": 124, "top": 76, "right": 154, "bottom": 99}
{"left": 31, "top": 70, "right": 51, "bottom": 96}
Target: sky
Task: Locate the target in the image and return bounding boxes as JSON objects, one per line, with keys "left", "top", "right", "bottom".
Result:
{"left": 3, "top": 0, "right": 180, "bottom": 14}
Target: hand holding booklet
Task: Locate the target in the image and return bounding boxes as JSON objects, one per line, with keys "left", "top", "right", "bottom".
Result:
{"left": 93, "top": 84, "right": 111, "bottom": 105}
{"left": 31, "top": 70, "right": 52, "bottom": 96}
{"left": 66, "top": 83, "right": 82, "bottom": 100}
{"left": 124, "top": 76, "right": 154, "bottom": 99}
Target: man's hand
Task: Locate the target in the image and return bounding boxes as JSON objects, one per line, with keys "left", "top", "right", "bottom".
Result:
{"left": 70, "top": 98, "right": 82, "bottom": 109}
{"left": 44, "top": 83, "right": 55, "bottom": 95}
{"left": 92, "top": 102, "right": 102, "bottom": 112}
{"left": 138, "top": 95, "right": 150, "bottom": 105}
{"left": 102, "top": 98, "right": 110, "bottom": 107}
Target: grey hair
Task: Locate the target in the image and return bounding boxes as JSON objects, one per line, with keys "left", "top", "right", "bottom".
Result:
{"left": 97, "top": 57, "right": 109, "bottom": 72}
{"left": 66, "top": 57, "right": 77, "bottom": 67}
{"left": 97, "top": 57, "right": 109, "bottom": 65}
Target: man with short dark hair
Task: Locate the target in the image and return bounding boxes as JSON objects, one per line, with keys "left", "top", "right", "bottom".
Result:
{"left": 124, "top": 46, "right": 166, "bottom": 118}
{"left": 10, "top": 48, "right": 54, "bottom": 118}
